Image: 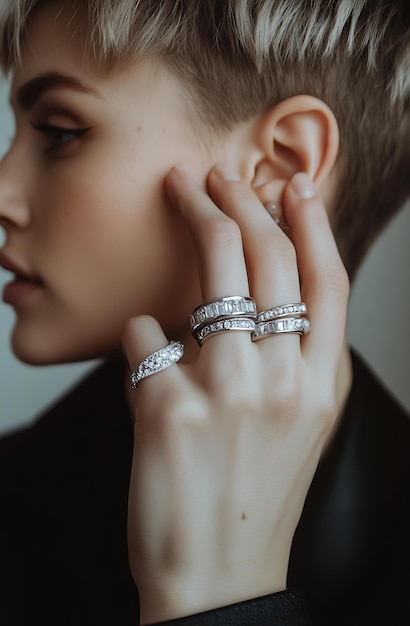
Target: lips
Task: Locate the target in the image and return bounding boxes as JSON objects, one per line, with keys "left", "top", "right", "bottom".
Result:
{"left": 0, "top": 252, "right": 43, "bottom": 305}
{"left": 0, "top": 251, "right": 41, "bottom": 282}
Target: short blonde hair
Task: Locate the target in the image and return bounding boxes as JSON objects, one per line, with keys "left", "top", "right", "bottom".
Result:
{"left": 1, "top": 0, "right": 409, "bottom": 278}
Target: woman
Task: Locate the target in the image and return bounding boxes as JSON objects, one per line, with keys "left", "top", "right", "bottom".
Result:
{"left": 0, "top": 1, "right": 409, "bottom": 624}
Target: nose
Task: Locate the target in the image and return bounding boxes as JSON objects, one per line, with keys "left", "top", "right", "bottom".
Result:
{"left": 0, "top": 147, "right": 31, "bottom": 232}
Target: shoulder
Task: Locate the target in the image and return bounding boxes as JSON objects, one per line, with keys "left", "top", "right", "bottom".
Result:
{"left": 0, "top": 355, "right": 132, "bottom": 489}
{"left": 289, "top": 348, "right": 410, "bottom": 623}
{"left": 348, "top": 347, "right": 409, "bottom": 430}
{"left": 341, "top": 348, "right": 410, "bottom": 478}
{"left": 0, "top": 357, "right": 137, "bottom": 623}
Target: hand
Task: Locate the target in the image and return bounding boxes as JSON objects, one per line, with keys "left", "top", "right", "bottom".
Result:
{"left": 122, "top": 165, "right": 349, "bottom": 624}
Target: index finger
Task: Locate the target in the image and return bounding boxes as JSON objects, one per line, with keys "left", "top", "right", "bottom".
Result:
{"left": 166, "top": 164, "right": 250, "bottom": 301}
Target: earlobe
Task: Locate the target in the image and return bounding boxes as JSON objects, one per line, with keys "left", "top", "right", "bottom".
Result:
{"left": 250, "top": 95, "right": 339, "bottom": 201}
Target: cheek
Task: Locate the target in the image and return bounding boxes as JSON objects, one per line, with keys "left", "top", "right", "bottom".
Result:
{"left": 21, "top": 129, "right": 207, "bottom": 363}
{"left": 37, "top": 155, "right": 199, "bottom": 323}
{"left": 37, "top": 116, "right": 202, "bottom": 258}
{"left": 40, "top": 154, "right": 160, "bottom": 263}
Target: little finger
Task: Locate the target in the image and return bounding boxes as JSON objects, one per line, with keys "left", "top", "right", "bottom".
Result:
{"left": 283, "top": 173, "right": 349, "bottom": 374}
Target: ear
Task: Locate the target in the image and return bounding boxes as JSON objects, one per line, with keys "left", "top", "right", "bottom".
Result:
{"left": 240, "top": 95, "right": 339, "bottom": 203}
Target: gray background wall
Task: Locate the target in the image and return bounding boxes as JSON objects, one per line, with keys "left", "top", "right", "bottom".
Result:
{"left": 0, "top": 77, "right": 409, "bottom": 434}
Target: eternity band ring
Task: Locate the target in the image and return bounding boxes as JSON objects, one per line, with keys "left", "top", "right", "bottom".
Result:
{"left": 194, "top": 317, "right": 256, "bottom": 346}
{"left": 251, "top": 317, "right": 310, "bottom": 341}
{"left": 190, "top": 296, "right": 257, "bottom": 332}
{"left": 130, "top": 340, "right": 184, "bottom": 389}
{"left": 256, "top": 302, "right": 307, "bottom": 323}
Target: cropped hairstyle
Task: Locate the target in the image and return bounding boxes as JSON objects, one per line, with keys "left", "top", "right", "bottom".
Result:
{"left": 1, "top": 0, "right": 409, "bottom": 278}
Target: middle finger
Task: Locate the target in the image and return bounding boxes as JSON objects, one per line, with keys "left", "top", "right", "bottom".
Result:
{"left": 208, "top": 165, "right": 301, "bottom": 310}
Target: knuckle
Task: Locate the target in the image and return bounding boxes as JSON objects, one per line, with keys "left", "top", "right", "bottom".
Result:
{"left": 274, "top": 383, "right": 299, "bottom": 414}
{"left": 214, "top": 371, "right": 260, "bottom": 420}
{"left": 318, "top": 262, "right": 350, "bottom": 299}
{"left": 211, "top": 348, "right": 259, "bottom": 408}
{"left": 204, "top": 215, "right": 241, "bottom": 248}
{"left": 260, "top": 237, "right": 297, "bottom": 271}
{"left": 266, "top": 366, "right": 300, "bottom": 413}
{"left": 314, "top": 396, "right": 339, "bottom": 431}
{"left": 303, "top": 197, "right": 328, "bottom": 225}
{"left": 122, "top": 314, "right": 157, "bottom": 344}
{"left": 278, "top": 238, "right": 297, "bottom": 267}
{"left": 149, "top": 390, "right": 207, "bottom": 438}
{"left": 217, "top": 379, "right": 255, "bottom": 417}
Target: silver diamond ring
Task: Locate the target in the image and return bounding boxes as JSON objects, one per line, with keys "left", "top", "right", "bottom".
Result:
{"left": 190, "top": 296, "right": 256, "bottom": 332}
{"left": 130, "top": 340, "right": 184, "bottom": 389}
{"left": 256, "top": 302, "right": 307, "bottom": 323}
{"left": 194, "top": 317, "right": 256, "bottom": 346}
{"left": 252, "top": 317, "right": 310, "bottom": 341}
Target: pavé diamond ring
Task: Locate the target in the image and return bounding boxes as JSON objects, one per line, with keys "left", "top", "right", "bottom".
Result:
{"left": 193, "top": 317, "right": 256, "bottom": 346}
{"left": 256, "top": 302, "right": 307, "bottom": 323}
{"left": 130, "top": 340, "right": 184, "bottom": 389}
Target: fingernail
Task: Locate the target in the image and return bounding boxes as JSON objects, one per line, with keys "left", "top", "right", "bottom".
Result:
{"left": 290, "top": 172, "right": 316, "bottom": 199}
{"left": 172, "top": 164, "right": 194, "bottom": 181}
{"left": 214, "top": 163, "right": 241, "bottom": 181}
{"left": 169, "top": 164, "right": 199, "bottom": 193}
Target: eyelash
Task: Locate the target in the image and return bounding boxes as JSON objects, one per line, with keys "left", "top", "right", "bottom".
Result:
{"left": 31, "top": 121, "right": 90, "bottom": 154}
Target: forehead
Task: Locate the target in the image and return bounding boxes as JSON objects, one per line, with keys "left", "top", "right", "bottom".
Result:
{"left": 8, "top": 1, "right": 194, "bottom": 141}
{"left": 8, "top": 0, "right": 197, "bottom": 140}
{"left": 13, "top": 1, "right": 92, "bottom": 88}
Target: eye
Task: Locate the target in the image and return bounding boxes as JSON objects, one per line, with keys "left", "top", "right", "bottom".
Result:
{"left": 31, "top": 121, "right": 90, "bottom": 154}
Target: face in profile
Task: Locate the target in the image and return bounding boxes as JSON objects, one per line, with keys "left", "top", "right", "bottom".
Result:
{"left": 0, "top": 2, "right": 221, "bottom": 365}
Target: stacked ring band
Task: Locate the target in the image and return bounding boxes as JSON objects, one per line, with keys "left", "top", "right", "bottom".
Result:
{"left": 195, "top": 317, "right": 256, "bottom": 346}
{"left": 190, "top": 296, "right": 257, "bottom": 346}
{"left": 256, "top": 302, "right": 307, "bottom": 322}
{"left": 252, "top": 301, "right": 309, "bottom": 341}
{"left": 130, "top": 340, "right": 184, "bottom": 389}
{"left": 252, "top": 316, "right": 310, "bottom": 340}
{"left": 190, "top": 296, "right": 257, "bottom": 332}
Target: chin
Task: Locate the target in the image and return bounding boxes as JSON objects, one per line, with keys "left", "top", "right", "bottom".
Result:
{"left": 11, "top": 335, "right": 79, "bottom": 366}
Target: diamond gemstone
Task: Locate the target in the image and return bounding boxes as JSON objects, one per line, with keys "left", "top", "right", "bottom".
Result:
{"left": 190, "top": 297, "right": 256, "bottom": 330}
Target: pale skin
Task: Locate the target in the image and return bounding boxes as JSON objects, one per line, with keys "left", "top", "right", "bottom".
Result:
{"left": 0, "top": 3, "right": 352, "bottom": 624}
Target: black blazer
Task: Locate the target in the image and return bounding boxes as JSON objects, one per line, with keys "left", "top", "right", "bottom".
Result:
{"left": 1, "top": 350, "right": 409, "bottom": 625}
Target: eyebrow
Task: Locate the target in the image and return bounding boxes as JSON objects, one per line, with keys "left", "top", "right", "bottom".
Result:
{"left": 15, "top": 71, "right": 103, "bottom": 110}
